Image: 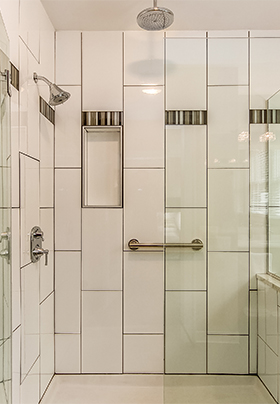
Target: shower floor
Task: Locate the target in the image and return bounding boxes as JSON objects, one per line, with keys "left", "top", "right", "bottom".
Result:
{"left": 41, "top": 374, "right": 276, "bottom": 404}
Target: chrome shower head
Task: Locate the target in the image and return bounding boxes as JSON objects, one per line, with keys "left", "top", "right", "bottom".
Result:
{"left": 137, "top": 0, "right": 174, "bottom": 31}
{"left": 33, "top": 72, "right": 71, "bottom": 106}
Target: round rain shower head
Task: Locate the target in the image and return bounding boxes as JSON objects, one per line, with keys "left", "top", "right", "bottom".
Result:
{"left": 137, "top": 0, "right": 174, "bottom": 31}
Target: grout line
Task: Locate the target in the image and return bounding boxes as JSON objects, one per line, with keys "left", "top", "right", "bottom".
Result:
{"left": 206, "top": 31, "right": 209, "bottom": 375}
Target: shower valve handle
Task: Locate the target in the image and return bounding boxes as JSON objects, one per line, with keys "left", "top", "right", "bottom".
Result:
{"left": 32, "top": 247, "right": 49, "bottom": 266}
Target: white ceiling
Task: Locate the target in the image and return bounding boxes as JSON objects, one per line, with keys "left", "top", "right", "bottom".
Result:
{"left": 40, "top": 0, "right": 280, "bottom": 31}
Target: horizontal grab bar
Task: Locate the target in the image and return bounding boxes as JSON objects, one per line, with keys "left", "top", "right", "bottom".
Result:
{"left": 128, "top": 238, "right": 203, "bottom": 251}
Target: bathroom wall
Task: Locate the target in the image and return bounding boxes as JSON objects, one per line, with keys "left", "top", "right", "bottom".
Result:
{"left": 54, "top": 30, "right": 275, "bottom": 375}
{"left": 0, "top": 0, "right": 55, "bottom": 403}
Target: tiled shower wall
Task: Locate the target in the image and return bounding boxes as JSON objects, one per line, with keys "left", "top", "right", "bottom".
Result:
{"left": 0, "top": 0, "right": 55, "bottom": 403}
{"left": 55, "top": 30, "right": 273, "bottom": 374}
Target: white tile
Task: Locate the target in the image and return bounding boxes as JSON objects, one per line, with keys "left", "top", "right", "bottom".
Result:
{"left": 124, "top": 86, "right": 164, "bottom": 168}
{"left": 40, "top": 168, "right": 53, "bottom": 208}
{"left": 55, "top": 252, "right": 80, "bottom": 333}
{"left": 55, "top": 169, "right": 81, "bottom": 250}
{"left": 208, "top": 169, "right": 249, "bottom": 252}
{"left": 208, "top": 31, "right": 248, "bottom": 37}
{"left": 258, "top": 279, "right": 266, "bottom": 341}
{"left": 208, "top": 335, "right": 248, "bottom": 374}
{"left": 40, "top": 293, "right": 54, "bottom": 397}
{"left": 268, "top": 124, "right": 280, "bottom": 207}
{"left": 124, "top": 31, "right": 164, "bottom": 86}
{"left": 56, "top": 31, "right": 81, "bottom": 85}
{"left": 258, "top": 336, "right": 266, "bottom": 383}
{"left": 11, "top": 86, "right": 19, "bottom": 208}
{"left": 251, "top": 30, "right": 280, "bottom": 37}
{"left": 21, "top": 261, "right": 40, "bottom": 380}
{"left": 166, "top": 126, "right": 206, "bottom": 208}
{"left": 0, "top": 0, "right": 20, "bottom": 66}
{"left": 269, "top": 208, "right": 280, "bottom": 277}
{"left": 20, "top": 154, "right": 40, "bottom": 267}
{"left": 259, "top": 342, "right": 278, "bottom": 401}
{"left": 124, "top": 335, "right": 164, "bottom": 374}
{"left": 124, "top": 169, "right": 164, "bottom": 249}
{"left": 82, "top": 31, "right": 122, "bottom": 110}
{"left": 208, "top": 39, "right": 248, "bottom": 85}
{"left": 208, "top": 86, "right": 249, "bottom": 168}
{"left": 19, "top": 40, "right": 28, "bottom": 154}
{"left": 55, "top": 86, "right": 81, "bottom": 168}
{"left": 82, "top": 209, "right": 122, "bottom": 291}
{"left": 265, "top": 285, "right": 278, "bottom": 354}
{"left": 250, "top": 125, "right": 268, "bottom": 207}
{"left": 250, "top": 291, "right": 257, "bottom": 374}
{"left": 166, "top": 31, "right": 206, "bottom": 38}
{"left": 208, "top": 252, "right": 249, "bottom": 334}
{"left": 40, "top": 209, "right": 54, "bottom": 303}
{"left": 19, "top": 0, "right": 40, "bottom": 61}
{"left": 166, "top": 38, "right": 206, "bottom": 110}
{"left": 38, "top": 11, "right": 54, "bottom": 84}
{"left": 21, "top": 358, "right": 40, "bottom": 404}
{"left": 27, "top": 49, "right": 40, "bottom": 160}
{"left": 251, "top": 38, "right": 280, "bottom": 108}
{"left": 55, "top": 334, "right": 80, "bottom": 374}
{"left": 165, "top": 291, "right": 206, "bottom": 373}
{"left": 82, "top": 291, "right": 122, "bottom": 373}
{"left": 12, "top": 209, "right": 20, "bottom": 331}
{"left": 124, "top": 252, "right": 164, "bottom": 334}
{"left": 12, "top": 327, "right": 21, "bottom": 404}
{"left": 166, "top": 208, "right": 206, "bottom": 291}
{"left": 40, "top": 114, "right": 54, "bottom": 169}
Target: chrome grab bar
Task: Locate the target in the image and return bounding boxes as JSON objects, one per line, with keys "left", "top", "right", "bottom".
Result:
{"left": 128, "top": 238, "right": 203, "bottom": 251}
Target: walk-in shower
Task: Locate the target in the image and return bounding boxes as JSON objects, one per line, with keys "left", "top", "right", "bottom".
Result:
{"left": 33, "top": 72, "right": 71, "bottom": 106}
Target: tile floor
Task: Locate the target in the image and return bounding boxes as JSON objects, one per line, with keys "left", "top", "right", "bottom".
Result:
{"left": 41, "top": 375, "right": 276, "bottom": 404}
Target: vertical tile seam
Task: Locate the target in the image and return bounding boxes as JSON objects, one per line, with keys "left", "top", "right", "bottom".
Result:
{"left": 206, "top": 31, "right": 209, "bottom": 375}
{"left": 163, "top": 31, "right": 167, "bottom": 377}
{"left": 122, "top": 30, "right": 125, "bottom": 374}
{"left": 80, "top": 31, "right": 83, "bottom": 375}
{"left": 248, "top": 30, "right": 251, "bottom": 374}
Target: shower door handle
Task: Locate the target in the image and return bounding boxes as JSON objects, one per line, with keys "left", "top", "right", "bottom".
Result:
{"left": 128, "top": 238, "right": 203, "bottom": 251}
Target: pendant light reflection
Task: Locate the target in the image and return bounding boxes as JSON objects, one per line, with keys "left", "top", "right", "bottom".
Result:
{"left": 238, "top": 131, "right": 249, "bottom": 142}
{"left": 142, "top": 88, "right": 162, "bottom": 95}
{"left": 259, "top": 132, "right": 276, "bottom": 142}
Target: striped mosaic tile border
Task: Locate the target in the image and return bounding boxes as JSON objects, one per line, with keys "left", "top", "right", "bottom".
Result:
{"left": 82, "top": 111, "right": 123, "bottom": 126}
{"left": 250, "top": 109, "right": 280, "bottom": 124}
{"left": 10, "top": 63, "right": 19, "bottom": 91}
{"left": 166, "top": 110, "right": 207, "bottom": 125}
{"left": 39, "top": 96, "right": 55, "bottom": 125}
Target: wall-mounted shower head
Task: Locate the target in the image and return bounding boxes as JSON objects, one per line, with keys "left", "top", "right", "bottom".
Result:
{"left": 137, "top": 0, "right": 174, "bottom": 31}
{"left": 33, "top": 72, "right": 71, "bottom": 106}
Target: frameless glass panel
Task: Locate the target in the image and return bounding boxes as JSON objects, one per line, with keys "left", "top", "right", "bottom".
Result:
{"left": 83, "top": 126, "right": 122, "bottom": 207}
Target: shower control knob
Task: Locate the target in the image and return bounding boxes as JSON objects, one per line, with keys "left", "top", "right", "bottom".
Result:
{"left": 32, "top": 247, "right": 49, "bottom": 266}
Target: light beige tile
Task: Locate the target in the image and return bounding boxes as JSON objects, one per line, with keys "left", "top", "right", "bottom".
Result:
{"left": 40, "top": 209, "right": 54, "bottom": 303}
{"left": 56, "top": 31, "right": 81, "bottom": 85}
{"left": 55, "top": 334, "right": 80, "bottom": 374}
{"left": 40, "top": 294, "right": 54, "bottom": 398}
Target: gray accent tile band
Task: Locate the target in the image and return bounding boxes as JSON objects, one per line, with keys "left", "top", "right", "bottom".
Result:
{"left": 82, "top": 111, "right": 123, "bottom": 126}
{"left": 166, "top": 110, "right": 207, "bottom": 125}
{"left": 250, "top": 109, "right": 280, "bottom": 124}
{"left": 10, "top": 63, "right": 19, "bottom": 91}
{"left": 39, "top": 96, "right": 55, "bottom": 125}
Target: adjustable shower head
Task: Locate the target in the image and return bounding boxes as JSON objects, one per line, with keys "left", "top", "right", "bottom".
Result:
{"left": 137, "top": 0, "right": 174, "bottom": 31}
{"left": 33, "top": 72, "right": 71, "bottom": 106}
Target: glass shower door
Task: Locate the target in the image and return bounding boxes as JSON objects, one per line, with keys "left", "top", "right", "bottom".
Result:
{"left": 0, "top": 14, "right": 11, "bottom": 404}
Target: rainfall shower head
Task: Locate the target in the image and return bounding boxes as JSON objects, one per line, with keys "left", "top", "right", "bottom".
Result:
{"left": 33, "top": 72, "right": 71, "bottom": 106}
{"left": 137, "top": 0, "right": 174, "bottom": 31}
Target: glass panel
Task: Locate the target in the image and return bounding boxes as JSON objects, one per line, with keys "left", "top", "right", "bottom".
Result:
{"left": 83, "top": 126, "right": 122, "bottom": 207}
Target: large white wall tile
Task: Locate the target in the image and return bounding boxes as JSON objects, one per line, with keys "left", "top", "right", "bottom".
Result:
{"left": 166, "top": 126, "right": 206, "bottom": 208}
{"left": 12, "top": 209, "right": 20, "bottom": 331}
{"left": 82, "top": 31, "right": 122, "bottom": 111}
{"left": 55, "top": 169, "right": 81, "bottom": 250}
{"left": 55, "top": 86, "right": 81, "bottom": 168}
{"left": 21, "top": 261, "right": 40, "bottom": 380}
{"left": 208, "top": 31, "right": 248, "bottom": 37}
{"left": 12, "top": 327, "right": 21, "bottom": 404}
{"left": 166, "top": 208, "right": 206, "bottom": 291}
{"left": 19, "top": 39, "right": 28, "bottom": 154}
{"left": 124, "top": 86, "right": 164, "bottom": 168}
{"left": 0, "top": 0, "right": 19, "bottom": 66}
{"left": 40, "top": 114, "right": 54, "bottom": 169}
{"left": 269, "top": 124, "right": 280, "bottom": 207}
{"left": 20, "top": 154, "right": 40, "bottom": 267}
{"left": 166, "top": 31, "right": 206, "bottom": 38}
{"left": 258, "top": 279, "right": 266, "bottom": 341}
{"left": 166, "top": 38, "right": 206, "bottom": 110}
{"left": 208, "top": 335, "right": 248, "bottom": 374}
{"left": 258, "top": 338, "right": 278, "bottom": 401}
{"left": 208, "top": 252, "right": 249, "bottom": 334}
{"left": 40, "top": 293, "right": 54, "bottom": 398}
{"left": 265, "top": 285, "right": 278, "bottom": 354}
{"left": 27, "top": 49, "right": 40, "bottom": 160}
{"left": 208, "top": 169, "right": 249, "bottom": 251}
{"left": 20, "top": 358, "right": 39, "bottom": 404}
{"left": 40, "top": 209, "right": 54, "bottom": 303}
{"left": 208, "top": 39, "right": 248, "bottom": 85}
{"left": 55, "top": 252, "right": 80, "bottom": 333}
{"left": 38, "top": 11, "right": 54, "bottom": 84}
{"left": 55, "top": 334, "right": 80, "bottom": 373}
{"left": 124, "top": 169, "right": 164, "bottom": 248}
{"left": 124, "top": 335, "right": 164, "bottom": 373}
{"left": 250, "top": 291, "right": 257, "bottom": 373}
{"left": 82, "top": 208, "right": 122, "bottom": 291}
{"left": 124, "top": 252, "right": 164, "bottom": 334}
{"left": 124, "top": 31, "right": 163, "bottom": 86}
{"left": 82, "top": 291, "right": 122, "bottom": 373}
{"left": 250, "top": 125, "right": 268, "bottom": 207}
{"left": 208, "top": 86, "right": 249, "bottom": 168}
{"left": 250, "top": 208, "right": 267, "bottom": 289}
{"left": 269, "top": 207, "right": 280, "bottom": 276}
{"left": 56, "top": 31, "right": 81, "bottom": 85}
{"left": 251, "top": 38, "right": 280, "bottom": 108}
{"left": 40, "top": 168, "right": 53, "bottom": 208}
{"left": 11, "top": 86, "right": 19, "bottom": 208}
{"left": 19, "top": 0, "right": 40, "bottom": 61}
{"left": 165, "top": 291, "right": 206, "bottom": 373}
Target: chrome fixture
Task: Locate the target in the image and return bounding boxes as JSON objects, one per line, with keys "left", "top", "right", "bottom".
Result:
{"left": 137, "top": 0, "right": 174, "bottom": 31}
{"left": 0, "top": 227, "right": 10, "bottom": 263}
{"left": 30, "top": 226, "right": 49, "bottom": 265}
{"left": 33, "top": 72, "right": 70, "bottom": 106}
{"left": 128, "top": 238, "right": 203, "bottom": 251}
{"left": 1, "top": 69, "right": 11, "bottom": 97}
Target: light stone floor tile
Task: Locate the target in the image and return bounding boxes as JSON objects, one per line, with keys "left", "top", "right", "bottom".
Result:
{"left": 41, "top": 375, "right": 276, "bottom": 404}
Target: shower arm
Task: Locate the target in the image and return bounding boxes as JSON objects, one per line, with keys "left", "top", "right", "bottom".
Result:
{"left": 33, "top": 72, "right": 52, "bottom": 87}
{"left": 154, "top": 0, "right": 158, "bottom": 8}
